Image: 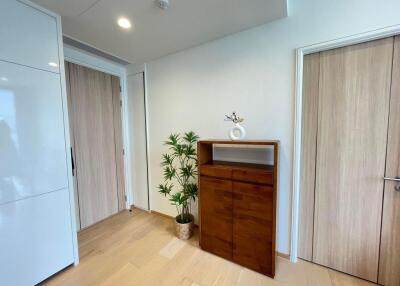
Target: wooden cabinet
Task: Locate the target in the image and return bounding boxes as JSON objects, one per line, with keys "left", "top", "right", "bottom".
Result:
{"left": 198, "top": 140, "right": 279, "bottom": 277}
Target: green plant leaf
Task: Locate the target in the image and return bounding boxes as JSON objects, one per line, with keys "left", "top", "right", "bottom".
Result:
{"left": 159, "top": 131, "right": 199, "bottom": 217}
{"left": 185, "top": 183, "right": 198, "bottom": 201}
{"left": 158, "top": 183, "right": 173, "bottom": 196}
{"left": 163, "top": 166, "right": 176, "bottom": 181}
{"left": 180, "top": 164, "right": 195, "bottom": 179}
{"left": 183, "top": 131, "right": 200, "bottom": 144}
{"left": 161, "top": 153, "right": 173, "bottom": 166}
{"left": 164, "top": 133, "right": 180, "bottom": 148}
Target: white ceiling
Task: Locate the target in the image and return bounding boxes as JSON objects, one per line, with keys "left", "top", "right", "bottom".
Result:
{"left": 33, "top": 0, "right": 288, "bottom": 64}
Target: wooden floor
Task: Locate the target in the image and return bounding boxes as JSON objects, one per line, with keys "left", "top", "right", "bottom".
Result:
{"left": 43, "top": 209, "right": 376, "bottom": 286}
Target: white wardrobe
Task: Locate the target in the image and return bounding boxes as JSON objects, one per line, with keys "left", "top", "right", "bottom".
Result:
{"left": 0, "top": 0, "right": 77, "bottom": 285}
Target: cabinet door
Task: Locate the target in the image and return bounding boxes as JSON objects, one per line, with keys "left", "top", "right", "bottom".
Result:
{"left": 232, "top": 181, "right": 274, "bottom": 276}
{"left": 200, "top": 177, "right": 232, "bottom": 260}
{"left": 0, "top": 60, "right": 68, "bottom": 205}
{"left": 0, "top": 189, "right": 74, "bottom": 285}
{"left": 0, "top": 0, "right": 59, "bottom": 73}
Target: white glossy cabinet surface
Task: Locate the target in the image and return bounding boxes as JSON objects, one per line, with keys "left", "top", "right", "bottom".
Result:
{"left": 0, "top": 60, "right": 68, "bottom": 205}
{"left": 0, "top": 1, "right": 76, "bottom": 285}
{"left": 0, "top": 188, "right": 74, "bottom": 286}
{"left": 0, "top": 0, "right": 60, "bottom": 73}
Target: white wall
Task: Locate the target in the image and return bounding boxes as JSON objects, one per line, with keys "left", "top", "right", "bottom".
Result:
{"left": 145, "top": 0, "right": 400, "bottom": 254}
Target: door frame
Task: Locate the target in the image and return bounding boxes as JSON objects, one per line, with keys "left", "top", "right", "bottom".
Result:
{"left": 290, "top": 24, "right": 400, "bottom": 263}
{"left": 63, "top": 46, "right": 133, "bottom": 211}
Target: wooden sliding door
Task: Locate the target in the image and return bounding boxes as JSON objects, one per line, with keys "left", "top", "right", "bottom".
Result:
{"left": 66, "top": 62, "right": 125, "bottom": 229}
{"left": 379, "top": 35, "right": 400, "bottom": 286}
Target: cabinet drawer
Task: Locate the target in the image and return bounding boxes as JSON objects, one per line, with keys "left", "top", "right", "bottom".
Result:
{"left": 232, "top": 169, "right": 273, "bottom": 185}
{"left": 200, "top": 165, "right": 232, "bottom": 180}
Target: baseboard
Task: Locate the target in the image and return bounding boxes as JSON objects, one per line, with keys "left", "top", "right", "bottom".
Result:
{"left": 151, "top": 210, "right": 173, "bottom": 219}
{"left": 131, "top": 205, "right": 151, "bottom": 212}
{"left": 276, "top": 251, "right": 290, "bottom": 259}
{"left": 150, "top": 210, "right": 199, "bottom": 227}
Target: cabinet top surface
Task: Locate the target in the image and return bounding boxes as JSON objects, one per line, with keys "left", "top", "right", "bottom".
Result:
{"left": 198, "top": 140, "right": 280, "bottom": 145}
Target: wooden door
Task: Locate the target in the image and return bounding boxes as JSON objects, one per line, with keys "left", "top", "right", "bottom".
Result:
{"left": 65, "top": 62, "right": 81, "bottom": 230}
{"left": 232, "top": 182, "right": 274, "bottom": 276}
{"left": 67, "top": 62, "right": 122, "bottom": 228}
{"left": 379, "top": 35, "right": 400, "bottom": 286}
{"left": 298, "top": 52, "right": 320, "bottom": 261}
{"left": 200, "top": 177, "right": 232, "bottom": 260}
{"left": 111, "top": 76, "right": 126, "bottom": 211}
{"left": 313, "top": 38, "right": 394, "bottom": 282}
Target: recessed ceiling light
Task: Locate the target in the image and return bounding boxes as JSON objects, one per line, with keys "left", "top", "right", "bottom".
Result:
{"left": 1, "top": 77, "right": 8, "bottom": 81}
{"left": 118, "top": 18, "right": 131, "bottom": 29}
{"left": 48, "top": 62, "right": 58, "bottom": 67}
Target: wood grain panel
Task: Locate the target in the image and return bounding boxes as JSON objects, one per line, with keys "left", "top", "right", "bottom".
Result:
{"left": 379, "top": 35, "right": 400, "bottom": 286}
{"left": 65, "top": 62, "right": 81, "bottom": 231}
{"left": 313, "top": 38, "right": 394, "bottom": 282}
{"left": 111, "top": 76, "right": 126, "bottom": 211}
{"left": 232, "top": 168, "right": 273, "bottom": 185}
{"left": 199, "top": 164, "right": 232, "bottom": 180}
{"left": 68, "top": 63, "right": 119, "bottom": 229}
{"left": 232, "top": 182, "right": 274, "bottom": 276}
{"left": 200, "top": 177, "right": 233, "bottom": 260}
{"left": 298, "top": 53, "right": 320, "bottom": 261}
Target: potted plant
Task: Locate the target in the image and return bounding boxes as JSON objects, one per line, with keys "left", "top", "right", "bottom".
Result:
{"left": 158, "top": 131, "right": 200, "bottom": 240}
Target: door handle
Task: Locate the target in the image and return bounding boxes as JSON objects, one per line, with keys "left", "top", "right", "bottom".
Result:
{"left": 70, "top": 147, "right": 75, "bottom": 176}
{"left": 383, "top": 177, "right": 400, "bottom": 192}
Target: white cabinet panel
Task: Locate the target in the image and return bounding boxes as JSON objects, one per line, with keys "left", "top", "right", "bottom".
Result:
{"left": 0, "top": 189, "right": 74, "bottom": 286}
{"left": 0, "top": 0, "right": 59, "bottom": 73}
{"left": 0, "top": 61, "right": 68, "bottom": 205}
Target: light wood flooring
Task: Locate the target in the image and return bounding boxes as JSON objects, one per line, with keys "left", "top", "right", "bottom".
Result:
{"left": 42, "top": 209, "right": 376, "bottom": 286}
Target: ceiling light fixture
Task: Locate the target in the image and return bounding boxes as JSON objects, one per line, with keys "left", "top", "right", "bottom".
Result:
{"left": 156, "top": 0, "right": 170, "bottom": 10}
{"left": 1, "top": 77, "right": 8, "bottom": 81}
{"left": 118, "top": 18, "right": 132, "bottom": 29}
